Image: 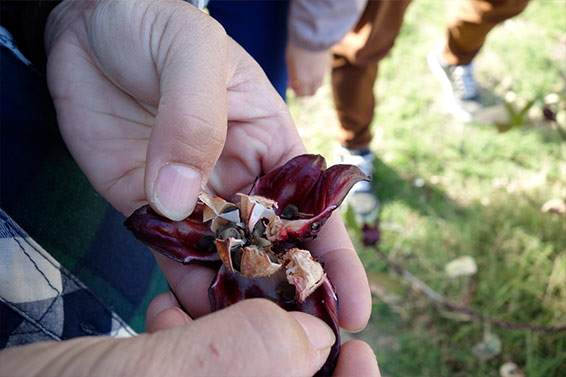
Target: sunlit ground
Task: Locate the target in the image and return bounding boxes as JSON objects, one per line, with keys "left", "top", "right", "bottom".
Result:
{"left": 288, "top": 1, "right": 566, "bottom": 376}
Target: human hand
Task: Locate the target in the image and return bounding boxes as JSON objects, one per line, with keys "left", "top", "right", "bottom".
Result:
{"left": 146, "top": 292, "right": 381, "bottom": 376}
{"left": 0, "top": 298, "right": 378, "bottom": 376}
{"left": 286, "top": 42, "right": 330, "bottom": 97}
{"left": 46, "top": 0, "right": 304, "bottom": 221}
{"left": 45, "top": 0, "right": 370, "bottom": 338}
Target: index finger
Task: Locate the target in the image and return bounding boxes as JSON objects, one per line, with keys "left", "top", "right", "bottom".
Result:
{"left": 306, "top": 212, "right": 372, "bottom": 332}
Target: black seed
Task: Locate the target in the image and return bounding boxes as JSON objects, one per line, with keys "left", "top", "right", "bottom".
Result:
{"left": 231, "top": 247, "right": 243, "bottom": 271}
{"left": 266, "top": 252, "right": 278, "bottom": 263}
{"left": 221, "top": 205, "right": 239, "bottom": 214}
{"left": 253, "top": 220, "right": 266, "bottom": 236}
{"left": 252, "top": 220, "right": 271, "bottom": 247}
{"left": 277, "top": 282, "right": 296, "bottom": 301}
{"left": 198, "top": 235, "right": 216, "bottom": 252}
{"left": 281, "top": 204, "right": 299, "bottom": 219}
{"left": 218, "top": 225, "right": 243, "bottom": 240}
{"left": 255, "top": 237, "right": 271, "bottom": 248}
{"left": 310, "top": 222, "right": 320, "bottom": 231}
{"left": 216, "top": 224, "right": 228, "bottom": 233}
{"left": 237, "top": 228, "right": 246, "bottom": 239}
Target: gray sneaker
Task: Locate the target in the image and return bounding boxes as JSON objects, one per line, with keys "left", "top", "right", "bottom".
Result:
{"left": 336, "top": 146, "right": 380, "bottom": 222}
{"left": 427, "top": 47, "right": 483, "bottom": 122}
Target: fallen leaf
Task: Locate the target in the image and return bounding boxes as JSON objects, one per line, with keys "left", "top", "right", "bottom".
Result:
{"left": 543, "top": 93, "right": 560, "bottom": 105}
{"left": 445, "top": 256, "right": 478, "bottom": 278}
{"left": 499, "top": 362, "right": 526, "bottom": 377}
{"left": 541, "top": 198, "right": 566, "bottom": 214}
{"left": 472, "top": 332, "right": 501, "bottom": 361}
{"left": 505, "top": 169, "right": 547, "bottom": 193}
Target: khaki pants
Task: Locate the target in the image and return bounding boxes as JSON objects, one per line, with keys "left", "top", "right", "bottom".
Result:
{"left": 331, "top": 0, "right": 530, "bottom": 150}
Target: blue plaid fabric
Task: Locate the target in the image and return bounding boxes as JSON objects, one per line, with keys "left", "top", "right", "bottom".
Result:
{"left": 1, "top": 29, "right": 169, "bottom": 341}
{"left": 0, "top": 209, "right": 136, "bottom": 348}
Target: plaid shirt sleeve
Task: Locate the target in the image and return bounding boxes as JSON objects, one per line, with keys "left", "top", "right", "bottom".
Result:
{"left": 0, "top": 209, "right": 136, "bottom": 348}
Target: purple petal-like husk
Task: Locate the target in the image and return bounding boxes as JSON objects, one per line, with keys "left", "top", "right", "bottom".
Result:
{"left": 251, "top": 154, "right": 369, "bottom": 240}
{"left": 209, "top": 266, "right": 340, "bottom": 376}
{"left": 306, "top": 163, "right": 369, "bottom": 215}
{"left": 250, "top": 154, "right": 326, "bottom": 213}
{"left": 124, "top": 204, "right": 220, "bottom": 265}
{"left": 276, "top": 206, "right": 337, "bottom": 241}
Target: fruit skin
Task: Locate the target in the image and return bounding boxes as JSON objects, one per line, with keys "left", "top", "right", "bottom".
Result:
{"left": 209, "top": 265, "right": 340, "bottom": 377}
{"left": 125, "top": 154, "right": 369, "bottom": 376}
{"left": 125, "top": 204, "right": 220, "bottom": 265}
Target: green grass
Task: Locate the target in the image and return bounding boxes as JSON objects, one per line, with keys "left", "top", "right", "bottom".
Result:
{"left": 288, "top": 1, "right": 566, "bottom": 376}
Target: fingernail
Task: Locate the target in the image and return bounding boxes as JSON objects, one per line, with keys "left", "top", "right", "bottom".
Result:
{"left": 153, "top": 163, "right": 201, "bottom": 221}
{"left": 145, "top": 291, "right": 181, "bottom": 329}
{"left": 171, "top": 307, "right": 191, "bottom": 326}
{"left": 290, "top": 312, "right": 336, "bottom": 361}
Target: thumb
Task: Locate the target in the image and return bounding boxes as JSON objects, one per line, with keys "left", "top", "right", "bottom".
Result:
{"left": 146, "top": 298, "right": 336, "bottom": 376}
{"left": 145, "top": 291, "right": 192, "bottom": 333}
{"left": 145, "top": 11, "right": 231, "bottom": 221}
{"left": 0, "top": 299, "right": 334, "bottom": 377}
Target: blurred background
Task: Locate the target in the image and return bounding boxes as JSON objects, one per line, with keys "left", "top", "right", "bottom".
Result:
{"left": 287, "top": 1, "right": 566, "bottom": 376}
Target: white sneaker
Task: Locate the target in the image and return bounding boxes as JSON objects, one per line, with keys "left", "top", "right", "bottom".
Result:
{"left": 427, "top": 45, "right": 483, "bottom": 122}
{"left": 336, "top": 146, "right": 380, "bottom": 222}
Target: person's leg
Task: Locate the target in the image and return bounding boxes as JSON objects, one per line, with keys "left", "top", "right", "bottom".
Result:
{"left": 331, "top": 60, "right": 377, "bottom": 150}
{"left": 330, "top": 0, "right": 411, "bottom": 221}
{"left": 428, "top": 0, "right": 530, "bottom": 121}
{"left": 331, "top": 0, "right": 412, "bottom": 150}
{"left": 443, "top": 0, "right": 530, "bottom": 65}
{"left": 207, "top": 0, "right": 290, "bottom": 99}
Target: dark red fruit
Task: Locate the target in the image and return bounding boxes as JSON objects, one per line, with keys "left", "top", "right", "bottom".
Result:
{"left": 125, "top": 154, "right": 369, "bottom": 375}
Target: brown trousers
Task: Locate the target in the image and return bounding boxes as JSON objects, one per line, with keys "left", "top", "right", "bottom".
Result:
{"left": 331, "top": 0, "right": 530, "bottom": 150}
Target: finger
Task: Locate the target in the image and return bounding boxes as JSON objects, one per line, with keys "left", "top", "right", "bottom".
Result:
{"left": 306, "top": 212, "right": 372, "bottom": 332}
{"left": 286, "top": 63, "right": 307, "bottom": 97}
{"left": 143, "top": 299, "right": 336, "bottom": 376}
{"left": 303, "top": 84, "right": 318, "bottom": 97}
{"left": 145, "top": 291, "right": 180, "bottom": 321}
{"left": 293, "top": 81, "right": 319, "bottom": 97}
{"left": 333, "top": 340, "right": 380, "bottom": 377}
{"left": 152, "top": 251, "right": 218, "bottom": 318}
{"left": 293, "top": 84, "right": 309, "bottom": 97}
{"left": 286, "top": 50, "right": 298, "bottom": 90}
{"left": 145, "top": 10, "right": 231, "bottom": 221}
{"left": 146, "top": 291, "right": 192, "bottom": 333}
{"left": 291, "top": 79, "right": 302, "bottom": 94}
{"left": 312, "top": 77, "right": 324, "bottom": 94}
{"left": 147, "top": 307, "right": 192, "bottom": 333}
{"left": 207, "top": 41, "right": 306, "bottom": 198}
{"left": 0, "top": 301, "right": 336, "bottom": 376}
{"left": 290, "top": 79, "right": 312, "bottom": 97}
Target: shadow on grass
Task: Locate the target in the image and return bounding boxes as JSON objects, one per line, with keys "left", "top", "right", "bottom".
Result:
{"left": 372, "top": 157, "right": 465, "bottom": 221}
{"left": 353, "top": 159, "right": 566, "bottom": 377}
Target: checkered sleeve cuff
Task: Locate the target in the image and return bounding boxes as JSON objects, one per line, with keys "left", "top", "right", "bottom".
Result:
{"left": 0, "top": 209, "right": 135, "bottom": 349}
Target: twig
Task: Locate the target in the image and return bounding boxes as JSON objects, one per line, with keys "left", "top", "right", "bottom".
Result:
{"left": 371, "top": 244, "right": 566, "bottom": 333}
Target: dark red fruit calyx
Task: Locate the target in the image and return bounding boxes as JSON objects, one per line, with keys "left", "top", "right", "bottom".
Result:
{"left": 125, "top": 154, "right": 369, "bottom": 376}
